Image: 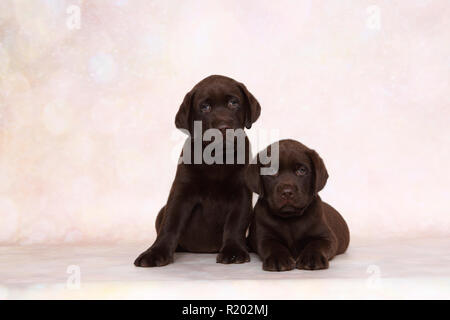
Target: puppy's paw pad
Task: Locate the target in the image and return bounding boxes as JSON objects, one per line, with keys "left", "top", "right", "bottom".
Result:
{"left": 216, "top": 246, "right": 250, "bottom": 264}
{"left": 296, "top": 250, "right": 329, "bottom": 270}
{"left": 263, "top": 255, "right": 296, "bottom": 272}
{"left": 134, "top": 248, "right": 173, "bottom": 267}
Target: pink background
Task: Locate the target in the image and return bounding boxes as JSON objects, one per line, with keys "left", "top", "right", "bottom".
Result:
{"left": 0, "top": 0, "right": 449, "bottom": 245}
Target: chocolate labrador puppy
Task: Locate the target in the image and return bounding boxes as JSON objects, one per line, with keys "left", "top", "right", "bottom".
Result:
{"left": 246, "top": 139, "right": 349, "bottom": 271}
{"left": 134, "top": 75, "right": 261, "bottom": 267}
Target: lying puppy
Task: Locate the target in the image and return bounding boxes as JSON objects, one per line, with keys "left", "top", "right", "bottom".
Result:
{"left": 246, "top": 139, "right": 349, "bottom": 271}
{"left": 134, "top": 75, "right": 261, "bottom": 267}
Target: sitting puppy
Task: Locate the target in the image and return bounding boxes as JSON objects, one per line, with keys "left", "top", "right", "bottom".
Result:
{"left": 134, "top": 75, "right": 261, "bottom": 267}
{"left": 246, "top": 139, "right": 349, "bottom": 271}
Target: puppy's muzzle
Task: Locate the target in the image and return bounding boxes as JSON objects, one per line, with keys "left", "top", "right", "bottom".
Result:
{"left": 277, "top": 184, "right": 297, "bottom": 201}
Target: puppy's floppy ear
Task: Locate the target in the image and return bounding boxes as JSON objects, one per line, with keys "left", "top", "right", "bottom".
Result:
{"left": 175, "top": 89, "right": 194, "bottom": 132}
{"left": 245, "top": 161, "right": 264, "bottom": 196}
{"left": 308, "top": 149, "right": 328, "bottom": 194}
{"left": 238, "top": 82, "right": 261, "bottom": 129}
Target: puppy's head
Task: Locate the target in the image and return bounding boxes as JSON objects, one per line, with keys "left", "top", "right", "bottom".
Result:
{"left": 246, "top": 139, "right": 328, "bottom": 218}
{"left": 175, "top": 75, "right": 261, "bottom": 135}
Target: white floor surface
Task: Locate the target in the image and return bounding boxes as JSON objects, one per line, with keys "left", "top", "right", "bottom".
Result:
{"left": 0, "top": 237, "right": 449, "bottom": 299}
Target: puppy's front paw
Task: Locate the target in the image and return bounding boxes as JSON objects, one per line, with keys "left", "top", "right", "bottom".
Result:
{"left": 134, "top": 247, "right": 173, "bottom": 267}
{"left": 296, "top": 249, "right": 329, "bottom": 270}
{"left": 263, "top": 253, "right": 296, "bottom": 272}
{"left": 216, "top": 244, "right": 250, "bottom": 264}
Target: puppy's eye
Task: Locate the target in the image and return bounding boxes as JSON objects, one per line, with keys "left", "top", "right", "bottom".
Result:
{"left": 295, "top": 166, "right": 308, "bottom": 176}
{"left": 200, "top": 103, "right": 211, "bottom": 113}
{"left": 228, "top": 99, "right": 240, "bottom": 110}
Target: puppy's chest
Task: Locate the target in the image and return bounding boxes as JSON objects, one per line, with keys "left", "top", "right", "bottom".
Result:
{"left": 198, "top": 187, "right": 240, "bottom": 213}
{"left": 194, "top": 177, "right": 243, "bottom": 199}
{"left": 188, "top": 186, "right": 240, "bottom": 228}
{"left": 194, "top": 180, "right": 244, "bottom": 217}
{"left": 269, "top": 219, "right": 313, "bottom": 249}
{"left": 285, "top": 225, "right": 309, "bottom": 245}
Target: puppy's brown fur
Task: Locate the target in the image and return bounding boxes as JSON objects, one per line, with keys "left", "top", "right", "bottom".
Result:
{"left": 246, "top": 139, "right": 349, "bottom": 271}
{"left": 134, "top": 75, "right": 261, "bottom": 267}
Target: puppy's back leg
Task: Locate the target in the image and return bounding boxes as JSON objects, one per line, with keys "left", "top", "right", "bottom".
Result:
{"left": 155, "top": 205, "right": 166, "bottom": 234}
{"left": 155, "top": 205, "right": 186, "bottom": 252}
{"left": 322, "top": 202, "right": 350, "bottom": 255}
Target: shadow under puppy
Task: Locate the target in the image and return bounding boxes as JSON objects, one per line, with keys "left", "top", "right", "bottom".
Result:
{"left": 135, "top": 75, "right": 261, "bottom": 267}
{"left": 246, "top": 139, "right": 349, "bottom": 271}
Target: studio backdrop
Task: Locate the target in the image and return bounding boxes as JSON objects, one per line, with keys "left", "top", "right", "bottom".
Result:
{"left": 0, "top": 0, "right": 449, "bottom": 245}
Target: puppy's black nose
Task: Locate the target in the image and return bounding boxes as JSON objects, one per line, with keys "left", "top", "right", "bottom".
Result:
{"left": 281, "top": 187, "right": 294, "bottom": 200}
